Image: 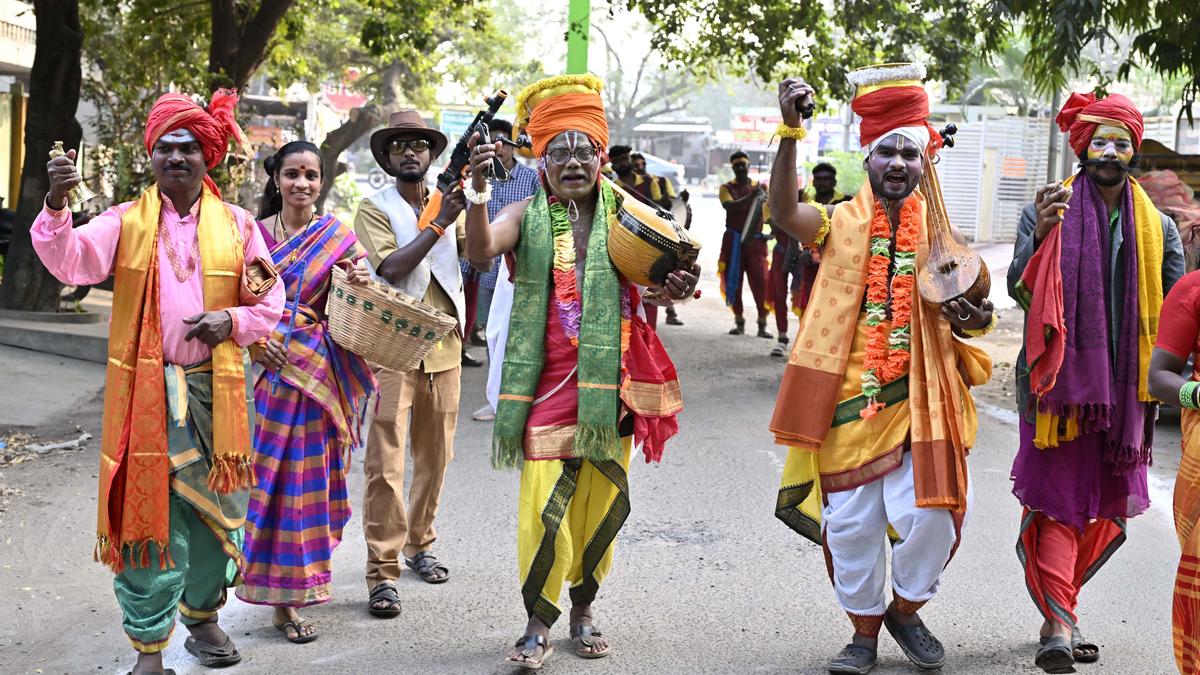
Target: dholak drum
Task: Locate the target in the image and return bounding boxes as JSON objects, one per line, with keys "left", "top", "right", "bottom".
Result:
{"left": 606, "top": 178, "right": 700, "bottom": 288}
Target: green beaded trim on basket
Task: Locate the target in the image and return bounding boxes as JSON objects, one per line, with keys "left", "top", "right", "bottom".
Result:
{"left": 332, "top": 286, "right": 439, "bottom": 341}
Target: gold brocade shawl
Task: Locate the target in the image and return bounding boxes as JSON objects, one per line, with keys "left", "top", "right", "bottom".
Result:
{"left": 96, "top": 184, "right": 251, "bottom": 572}
{"left": 769, "top": 183, "right": 991, "bottom": 510}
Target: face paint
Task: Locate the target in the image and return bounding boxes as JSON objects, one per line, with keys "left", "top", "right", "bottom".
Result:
{"left": 160, "top": 129, "right": 198, "bottom": 144}
{"left": 1087, "top": 125, "right": 1134, "bottom": 164}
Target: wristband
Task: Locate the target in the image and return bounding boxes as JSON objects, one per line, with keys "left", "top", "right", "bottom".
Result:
{"left": 464, "top": 183, "right": 492, "bottom": 205}
{"left": 423, "top": 221, "right": 446, "bottom": 237}
{"left": 1180, "top": 381, "right": 1200, "bottom": 409}
{"left": 775, "top": 123, "right": 808, "bottom": 141}
{"left": 813, "top": 203, "right": 831, "bottom": 247}
{"left": 958, "top": 311, "right": 997, "bottom": 339}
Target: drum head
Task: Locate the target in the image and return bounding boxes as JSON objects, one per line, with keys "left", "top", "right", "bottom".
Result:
{"left": 669, "top": 197, "right": 688, "bottom": 226}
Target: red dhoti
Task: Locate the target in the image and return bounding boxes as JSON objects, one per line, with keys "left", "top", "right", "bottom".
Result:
{"left": 1016, "top": 508, "right": 1126, "bottom": 630}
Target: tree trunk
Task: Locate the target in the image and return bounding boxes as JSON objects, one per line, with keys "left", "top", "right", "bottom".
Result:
{"left": 315, "top": 105, "right": 385, "bottom": 212}
{"left": 208, "top": 0, "right": 295, "bottom": 91}
{"left": 0, "top": 0, "right": 84, "bottom": 312}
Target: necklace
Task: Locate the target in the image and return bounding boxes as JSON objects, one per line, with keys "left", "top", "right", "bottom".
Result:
{"left": 160, "top": 220, "right": 200, "bottom": 283}
{"left": 274, "top": 211, "right": 317, "bottom": 270}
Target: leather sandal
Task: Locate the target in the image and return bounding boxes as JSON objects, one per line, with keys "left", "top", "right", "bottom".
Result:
{"left": 367, "top": 581, "right": 402, "bottom": 618}
{"left": 405, "top": 551, "right": 450, "bottom": 584}
{"left": 275, "top": 618, "right": 319, "bottom": 644}
{"left": 569, "top": 623, "right": 611, "bottom": 659}
{"left": 827, "top": 643, "right": 878, "bottom": 674}
{"left": 884, "top": 611, "right": 945, "bottom": 670}
{"left": 505, "top": 633, "right": 553, "bottom": 670}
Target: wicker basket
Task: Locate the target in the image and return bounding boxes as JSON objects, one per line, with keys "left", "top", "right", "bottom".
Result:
{"left": 327, "top": 266, "right": 457, "bottom": 372}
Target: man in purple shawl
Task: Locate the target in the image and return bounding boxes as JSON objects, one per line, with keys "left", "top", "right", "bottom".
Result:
{"left": 1007, "top": 91, "right": 1185, "bottom": 673}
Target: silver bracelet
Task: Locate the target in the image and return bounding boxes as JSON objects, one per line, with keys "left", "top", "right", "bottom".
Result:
{"left": 463, "top": 183, "right": 492, "bottom": 205}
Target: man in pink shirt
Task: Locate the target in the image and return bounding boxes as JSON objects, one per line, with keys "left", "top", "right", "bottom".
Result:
{"left": 32, "top": 90, "right": 283, "bottom": 675}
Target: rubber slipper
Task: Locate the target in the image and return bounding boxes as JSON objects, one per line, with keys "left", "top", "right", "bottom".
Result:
{"left": 828, "top": 643, "right": 878, "bottom": 674}
{"left": 884, "top": 612, "right": 944, "bottom": 670}
{"left": 1035, "top": 634, "right": 1075, "bottom": 673}
{"left": 184, "top": 634, "right": 241, "bottom": 668}
{"left": 1072, "top": 625, "right": 1099, "bottom": 663}
{"left": 275, "top": 619, "right": 319, "bottom": 644}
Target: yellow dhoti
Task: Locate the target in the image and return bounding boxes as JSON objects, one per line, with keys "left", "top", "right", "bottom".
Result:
{"left": 518, "top": 436, "right": 632, "bottom": 627}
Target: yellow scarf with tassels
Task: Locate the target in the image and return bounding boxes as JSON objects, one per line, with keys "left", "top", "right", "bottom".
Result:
{"left": 96, "top": 183, "right": 253, "bottom": 572}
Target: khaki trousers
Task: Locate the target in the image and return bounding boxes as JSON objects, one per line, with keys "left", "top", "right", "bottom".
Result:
{"left": 363, "top": 365, "right": 460, "bottom": 588}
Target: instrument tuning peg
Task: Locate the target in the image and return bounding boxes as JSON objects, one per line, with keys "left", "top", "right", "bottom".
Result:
{"left": 939, "top": 123, "right": 958, "bottom": 148}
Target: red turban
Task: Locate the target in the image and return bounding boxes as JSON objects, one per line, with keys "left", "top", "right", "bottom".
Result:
{"left": 1056, "top": 91, "right": 1144, "bottom": 156}
{"left": 143, "top": 88, "right": 248, "bottom": 196}
{"left": 852, "top": 84, "right": 943, "bottom": 156}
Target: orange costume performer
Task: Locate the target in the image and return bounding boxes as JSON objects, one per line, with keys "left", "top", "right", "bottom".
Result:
{"left": 770, "top": 63, "right": 991, "bottom": 673}
{"left": 30, "top": 90, "right": 284, "bottom": 660}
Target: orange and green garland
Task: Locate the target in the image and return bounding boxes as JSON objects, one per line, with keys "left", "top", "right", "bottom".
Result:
{"left": 860, "top": 197, "right": 920, "bottom": 418}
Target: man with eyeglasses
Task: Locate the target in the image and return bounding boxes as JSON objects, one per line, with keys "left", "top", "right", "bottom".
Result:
{"left": 465, "top": 74, "right": 698, "bottom": 669}
{"left": 353, "top": 110, "right": 468, "bottom": 617}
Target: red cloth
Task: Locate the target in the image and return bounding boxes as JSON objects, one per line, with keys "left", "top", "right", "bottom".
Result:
{"left": 143, "top": 89, "right": 247, "bottom": 197}
{"left": 1056, "top": 91, "right": 1145, "bottom": 156}
{"left": 1020, "top": 224, "right": 1066, "bottom": 396}
{"left": 851, "top": 85, "right": 943, "bottom": 155}
{"left": 1018, "top": 509, "right": 1126, "bottom": 629}
{"left": 624, "top": 309, "right": 681, "bottom": 463}
{"left": 524, "top": 92, "right": 609, "bottom": 158}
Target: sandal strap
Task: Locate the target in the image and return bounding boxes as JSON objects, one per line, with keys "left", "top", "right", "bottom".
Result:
{"left": 514, "top": 633, "right": 548, "bottom": 654}
{"left": 369, "top": 582, "right": 399, "bottom": 602}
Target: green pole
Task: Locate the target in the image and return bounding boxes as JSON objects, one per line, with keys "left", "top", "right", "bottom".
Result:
{"left": 566, "top": 0, "right": 590, "bottom": 74}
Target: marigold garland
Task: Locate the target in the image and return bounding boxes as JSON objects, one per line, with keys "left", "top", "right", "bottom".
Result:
{"left": 860, "top": 197, "right": 921, "bottom": 418}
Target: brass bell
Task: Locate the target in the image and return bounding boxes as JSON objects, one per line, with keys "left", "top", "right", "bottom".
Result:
{"left": 49, "top": 141, "right": 96, "bottom": 209}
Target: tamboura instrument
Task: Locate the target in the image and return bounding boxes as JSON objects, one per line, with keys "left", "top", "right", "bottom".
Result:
{"left": 915, "top": 126, "right": 991, "bottom": 307}
{"left": 605, "top": 177, "right": 700, "bottom": 288}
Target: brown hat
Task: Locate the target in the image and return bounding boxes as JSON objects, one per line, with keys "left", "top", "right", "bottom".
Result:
{"left": 369, "top": 110, "right": 449, "bottom": 176}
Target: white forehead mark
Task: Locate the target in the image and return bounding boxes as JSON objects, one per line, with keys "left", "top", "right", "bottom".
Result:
{"left": 159, "top": 129, "right": 197, "bottom": 144}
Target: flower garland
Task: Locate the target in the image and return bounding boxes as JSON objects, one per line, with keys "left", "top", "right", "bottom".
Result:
{"left": 860, "top": 197, "right": 920, "bottom": 419}
{"left": 546, "top": 193, "right": 634, "bottom": 350}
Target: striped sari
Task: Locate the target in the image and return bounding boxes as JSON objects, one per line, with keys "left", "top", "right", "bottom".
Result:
{"left": 1177, "top": 410, "right": 1200, "bottom": 673}
{"left": 236, "top": 214, "right": 375, "bottom": 607}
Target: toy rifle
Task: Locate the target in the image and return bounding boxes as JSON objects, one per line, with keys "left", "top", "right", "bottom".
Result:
{"left": 418, "top": 91, "right": 532, "bottom": 232}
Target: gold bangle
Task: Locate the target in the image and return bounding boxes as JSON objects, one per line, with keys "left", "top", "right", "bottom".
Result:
{"left": 959, "top": 311, "right": 997, "bottom": 338}
{"left": 813, "top": 203, "right": 831, "bottom": 246}
{"left": 775, "top": 123, "right": 808, "bottom": 141}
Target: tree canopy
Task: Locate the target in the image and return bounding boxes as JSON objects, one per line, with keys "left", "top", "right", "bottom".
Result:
{"left": 623, "top": 0, "right": 1199, "bottom": 109}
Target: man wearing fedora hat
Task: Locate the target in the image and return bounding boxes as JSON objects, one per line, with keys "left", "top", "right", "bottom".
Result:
{"left": 353, "top": 110, "right": 468, "bottom": 617}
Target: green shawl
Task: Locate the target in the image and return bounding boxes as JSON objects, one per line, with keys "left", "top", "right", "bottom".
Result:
{"left": 492, "top": 182, "right": 623, "bottom": 469}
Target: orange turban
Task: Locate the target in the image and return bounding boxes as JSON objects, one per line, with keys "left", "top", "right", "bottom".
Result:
{"left": 143, "top": 88, "right": 248, "bottom": 196}
{"left": 515, "top": 74, "right": 608, "bottom": 158}
{"left": 1055, "top": 91, "right": 1144, "bottom": 156}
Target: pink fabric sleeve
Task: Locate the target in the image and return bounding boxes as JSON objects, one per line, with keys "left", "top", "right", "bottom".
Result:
{"left": 30, "top": 200, "right": 129, "bottom": 286}
{"left": 226, "top": 205, "right": 285, "bottom": 347}
{"left": 1155, "top": 270, "right": 1200, "bottom": 360}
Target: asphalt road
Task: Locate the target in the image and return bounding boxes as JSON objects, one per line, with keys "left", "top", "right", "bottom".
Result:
{"left": 0, "top": 195, "right": 1184, "bottom": 674}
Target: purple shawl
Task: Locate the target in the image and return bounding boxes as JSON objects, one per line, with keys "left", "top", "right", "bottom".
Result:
{"left": 1035, "top": 173, "right": 1152, "bottom": 473}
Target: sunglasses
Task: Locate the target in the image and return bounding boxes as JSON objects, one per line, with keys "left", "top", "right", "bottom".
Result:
{"left": 386, "top": 138, "right": 430, "bottom": 154}
{"left": 545, "top": 146, "right": 598, "bottom": 166}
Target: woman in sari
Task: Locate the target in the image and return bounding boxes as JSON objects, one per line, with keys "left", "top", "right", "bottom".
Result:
{"left": 236, "top": 141, "right": 376, "bottom": 643}
{"left": 1148, "top": 270, "right": 1200, "bottom": 674}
